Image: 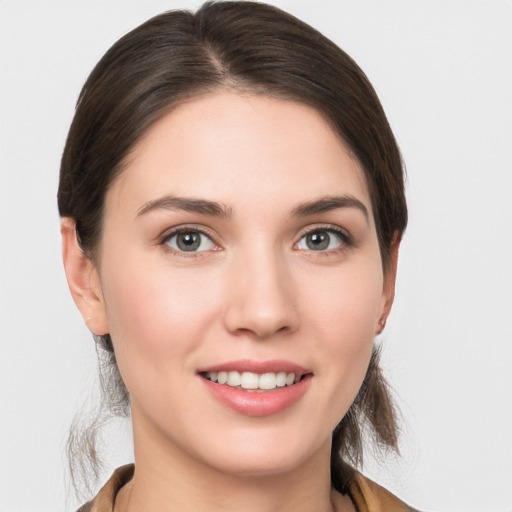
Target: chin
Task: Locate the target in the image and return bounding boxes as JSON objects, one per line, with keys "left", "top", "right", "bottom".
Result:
{"left": 195, "top": 427, "right": 330, "bottom": 479}
{"left": 207, "top": 452, "right": 308, "bottom": 479}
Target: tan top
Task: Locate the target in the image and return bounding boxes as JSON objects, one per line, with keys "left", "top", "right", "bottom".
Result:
{"left": 77, "top": 464, "right": 418, "bottom": 512}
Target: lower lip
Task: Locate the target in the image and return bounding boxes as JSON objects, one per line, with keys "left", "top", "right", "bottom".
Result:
{"left": 200, "top": 374, "right": 312, "bottom": 416}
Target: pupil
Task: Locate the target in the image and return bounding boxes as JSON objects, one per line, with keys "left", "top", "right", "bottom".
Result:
{"left": 307, "top": 231, "right": 329, "bottom": 251}
{"left": 177, "top": 232, "right": 200, "bottom": 251}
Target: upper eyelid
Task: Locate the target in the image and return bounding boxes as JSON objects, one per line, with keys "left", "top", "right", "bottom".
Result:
{"left": 157, "top": 223, "right": 351, "bottom": 248}
{"left": 298, "top": 224, "right": 350, "bottom": 239}
{"left": 159, "top": 224, "right": 218, "bottom": 243}
{"left": 294, "top": 225, "right": 353, "bottom": 252}
{"left": 159, "top": 227, "right": 220, "bottom": 257}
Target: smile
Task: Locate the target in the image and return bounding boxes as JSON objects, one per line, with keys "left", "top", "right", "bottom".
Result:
{"left": 198, "top": 360, "right": 312, "bottom": 416}
{"left": 202, "top": 371, "right": 302, "bottom": 391}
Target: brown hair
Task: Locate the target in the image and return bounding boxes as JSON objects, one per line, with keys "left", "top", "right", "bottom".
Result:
{"left": 59, "top": 0, "right": 407, "bottom": 497}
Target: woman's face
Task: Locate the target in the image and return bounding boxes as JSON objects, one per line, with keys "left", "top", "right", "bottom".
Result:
{"left": 88, "top": 92, "right": 395, "bottom": 476}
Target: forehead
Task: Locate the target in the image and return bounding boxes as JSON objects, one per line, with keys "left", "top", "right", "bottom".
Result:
{"left": 107, "top": 91, "right": 372, "bottom": 218}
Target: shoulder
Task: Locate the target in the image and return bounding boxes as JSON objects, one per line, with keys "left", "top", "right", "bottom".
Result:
{"left": 78, "top": 464, "right": 419, "bottom": 512}
{"left": 75, "top": 464, "right": 134, "bottom": 512}
{"left": 348, "top": 472, "right": 420, "bottom": 512}
{"left": 76, "top": 503, "right": 92, "bottom": 512}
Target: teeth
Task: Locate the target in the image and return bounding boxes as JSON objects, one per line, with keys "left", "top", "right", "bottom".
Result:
{"left": 204, "top": 371, "right": 301, "bottom": 390}
{"left": 259, "top": 372, "right": 276, "bottom": 390}
{"left": 227, "top": 371, "right": 241, "bottom": 387}
{"left": 276, "top": 372, "right": 287, "bottom": 387}
{"left": 240, "top": 372, "right": 259, "bottom": 389}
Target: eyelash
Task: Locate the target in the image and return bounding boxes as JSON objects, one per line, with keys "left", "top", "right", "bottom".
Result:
{"left": 158, "top": 224, "right": 353, "bottom": 257}
{"left": 296, "top": 225, "right": 353, "bottom": 254}
{"left": 159, "top": 225, "right": 220, "bottom": 258}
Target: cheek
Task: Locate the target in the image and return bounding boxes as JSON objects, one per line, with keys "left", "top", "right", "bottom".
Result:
{"left": 302, "top": 259, "right": 383, "bottom": 388}
{"left": 305, "top": 259, "right": 383, "bottom": 343}
{"left": 283, "top": 259, "right": 384, "bottom": 444}
{"left": 99, "top": 258, "right": 222, "bottom": 381}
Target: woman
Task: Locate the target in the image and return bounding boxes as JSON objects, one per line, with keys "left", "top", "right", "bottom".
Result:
{"left": 59, "top": 1, "right": 414, "bottom": 510}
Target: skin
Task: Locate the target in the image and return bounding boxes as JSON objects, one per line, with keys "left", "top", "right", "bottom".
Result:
{"left": 62, "top": 91, "right": 398, "bottom": 512}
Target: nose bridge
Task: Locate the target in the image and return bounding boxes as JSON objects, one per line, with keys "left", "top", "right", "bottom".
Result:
{"left": 223, "top": 236, "right": 297, "bottom": 338}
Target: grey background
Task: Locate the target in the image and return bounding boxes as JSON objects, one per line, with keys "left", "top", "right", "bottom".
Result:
{"left": 1, "top": 1, "right": 511, "bottom": 510}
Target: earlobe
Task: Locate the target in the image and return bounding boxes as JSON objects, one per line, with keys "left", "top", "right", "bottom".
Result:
{"left": 61, "top": 218, "right": 109, "bottom": 335}
{"left": 376, "top": 232, "right": 401, "bottom": 335}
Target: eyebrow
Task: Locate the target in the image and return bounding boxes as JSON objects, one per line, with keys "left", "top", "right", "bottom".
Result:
{"left": 136, "top": 194, "right": 368, "bottom": 221}
{"left": 137, "top": 196, "right": 232, "bottom": 218}
{"left": 291, "top": 195, "right": 369, "bottom": 221}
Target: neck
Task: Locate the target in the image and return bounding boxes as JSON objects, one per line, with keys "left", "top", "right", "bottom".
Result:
{"left": 116, "top": 410, "right": 354, "bottom": 512}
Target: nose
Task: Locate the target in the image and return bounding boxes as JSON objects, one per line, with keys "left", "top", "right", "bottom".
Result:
{"left": 223, "top": 245, "right": 298, "bottom": 339}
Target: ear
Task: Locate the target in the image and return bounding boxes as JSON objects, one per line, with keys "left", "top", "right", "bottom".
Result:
{"left": 61, "top": 218, "right": 109, "bottom": 336}
{"left": 376, "top": 232, "right": 401, "bottom": 335}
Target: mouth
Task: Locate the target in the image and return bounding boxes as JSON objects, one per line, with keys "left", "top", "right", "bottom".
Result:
{"left": 200, "top": 370, "right": 304, "bottom": 392}
{"left": 197, "top": 360, "right": 312, "bottom": 416}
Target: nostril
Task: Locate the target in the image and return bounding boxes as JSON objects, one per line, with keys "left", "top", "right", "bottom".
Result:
{"left": 233, "top": 323, "right": 293, "bottom": 340}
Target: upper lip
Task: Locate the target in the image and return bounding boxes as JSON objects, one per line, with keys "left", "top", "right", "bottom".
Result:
{"left": 197, "top": 359, "right": 310, "bottom": 376}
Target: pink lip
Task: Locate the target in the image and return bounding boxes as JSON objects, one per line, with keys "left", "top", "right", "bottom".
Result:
{"left": 197, "top": 360, "right": 312, "bottom": 417}
{"left": 197, "top": 359, "right": 309, "bottom": 375}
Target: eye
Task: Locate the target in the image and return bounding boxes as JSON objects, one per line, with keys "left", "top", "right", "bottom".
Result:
{"left": 296, "top": 229, "right": 347, "bottom": 252}
{"left": 164, "top": 230, "right": 216, "bottom": 252}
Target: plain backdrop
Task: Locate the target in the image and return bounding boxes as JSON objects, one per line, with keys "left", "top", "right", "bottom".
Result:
{"left": 1, "top": 1, "right": 511, "bottom": 511}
